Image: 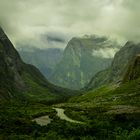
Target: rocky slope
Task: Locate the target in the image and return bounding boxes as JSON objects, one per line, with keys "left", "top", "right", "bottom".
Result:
{"left": 50, "top": 35, "right": 120, "bottom": 89}
{"left": 0, "top": 27, "right": 76, "bottom": 101}
{"left": 17, "top": 47, "right": 63, "bottom": 79}
{"left": 87, "top": 41, "right": 140, "bottom": 89}
{"left": 123, "top": 54, "right": 140, "bottom": 82}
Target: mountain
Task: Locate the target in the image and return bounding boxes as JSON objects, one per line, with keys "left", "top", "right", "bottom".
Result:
{"left": 0, "top": 27, "right": 26, "bottom": 99}
{"left": 0, "top": 27, "right": 76, "bottom": 101}
{"left": 55, "top": 42, "right": 140, "bottom": 139}
{"left": 86, "top": 41, "right": 140, "bottom": 90}
{"left": 123, "top": 54, "right": 140, "bottom": 82}
{"left": 50, "top": 35, "right": 120, "bottom": 89}
{"left": 17, "top": 47, "right": 63, "bottom": 79}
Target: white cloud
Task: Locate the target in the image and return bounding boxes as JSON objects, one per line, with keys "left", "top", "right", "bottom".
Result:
{"left": 0, "top": 0, "right": 140, "bottom": 49}
{"left": 92, "top": 48, "right": 119, "bottom": 58}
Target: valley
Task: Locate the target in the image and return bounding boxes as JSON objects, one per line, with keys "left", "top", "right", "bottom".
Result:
{"left": 1, "top": 0, "right": 140, "bottom": 139}
{"left": 1, "top": 78, "right": 139, "bottom": 140}
{"left": 0, "top": 26, "right": 140, "bottom": 140}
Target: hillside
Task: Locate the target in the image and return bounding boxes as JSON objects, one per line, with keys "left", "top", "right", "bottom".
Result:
{"left": 123, "top": 54, "right": 140, "bottom": 82}
{"left": 0, "top": 27, "right": 76, "bottom": 102}
{"left": 87, "top": 41, "right": 140, "bottom": 90}
{"left": 50, "top": 35, "right": 120, "bottom": 89}
{"left": 17, "top": 47, "right": 63, "bottom": 79}
{"left": 53, "top": 49, "right": 140, "bottom": 139}
{"left": 0, "top": 27, "right": 140, "bottom": 139}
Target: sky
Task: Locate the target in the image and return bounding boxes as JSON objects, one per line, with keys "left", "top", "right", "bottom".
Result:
{"left": 0, "top": 0, "right": 140, "bottom": 49}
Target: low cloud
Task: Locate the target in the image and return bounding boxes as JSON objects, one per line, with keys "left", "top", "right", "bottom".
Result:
{"left": 92, "top": 48, "right": 119, "bottom": 58}
{"left": 0, "top": 0, "right": 140, "bottom": 49}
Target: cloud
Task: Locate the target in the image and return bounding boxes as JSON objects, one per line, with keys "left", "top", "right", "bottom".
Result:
{"left": 40, "top": 31, "right": 70, "bottom": 49}
{"left": 92, "top": 48, "right": 119, "bottom": 58}
{"left": 0, "top": 0, "right": 140, "bottom": 49}
{"left": 41, "top": 31, "right": 69, "bottom": 44}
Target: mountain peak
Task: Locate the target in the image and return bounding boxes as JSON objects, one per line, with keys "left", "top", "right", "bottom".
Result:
{"left": 124, "top": 41, "right": 135, "bottom": 47}
{"left": 86, "top": 41, "right": 140, "bottom": 90}
{"left": 72, "top": 34, "right": 108, "bottom": 41}
{"left": 50, "top": 35, "right": 120, "bottom": 89}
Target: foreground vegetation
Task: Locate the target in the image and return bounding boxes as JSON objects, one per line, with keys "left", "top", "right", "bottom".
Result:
{"left": 0, "top": 78, "right": 140, "bottom": 139}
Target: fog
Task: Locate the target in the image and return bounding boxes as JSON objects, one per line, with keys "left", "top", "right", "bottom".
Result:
{"left": 0, "top": 0, "right": 140, "bottom": 49}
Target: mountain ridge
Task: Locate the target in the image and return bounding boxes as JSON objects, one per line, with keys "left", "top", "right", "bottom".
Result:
{"left": 50, "top": 35, "right": 120, "bottom": 89}
{"left": 17, "top": 47, "right": 63, "bottom": 79}
{"left": 0, "top": 27, "right": 77, "bottom": 101}
{"left": 86, "top": 41, "right": 140, "bottom": 90}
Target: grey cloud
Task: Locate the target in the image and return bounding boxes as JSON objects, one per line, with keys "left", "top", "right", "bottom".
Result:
{"left": 42, "top": 32, "right": 69, "bottom": 44}
{"left": 47, "top": 36, "right": 66, "bottom": 43}
{"left": 0, "top": 0, "right": 140, "bottom": 49}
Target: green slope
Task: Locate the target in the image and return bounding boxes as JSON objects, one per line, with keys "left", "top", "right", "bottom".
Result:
{"left": 87, "top": 41, "right": 140, "bottom": 90}
{"left": 0, "top": 27, "right": 77, "bottom": 102}
{"left": 50, "top": 35, "right": 120, "bottom": 89}
{"left": 52, "top": 52, "right": 140, "bottom": 139}
{"left": 17, "top": 47, "right": 63, "bottom": 79}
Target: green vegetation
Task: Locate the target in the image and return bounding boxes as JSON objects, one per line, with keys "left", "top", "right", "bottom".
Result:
{"left": 0, "top": 96, "right": 140, "bottom": 140}
{"left": 1, "top": 77, "right": 139, "bottom": 140}
{"left": 54, "top": 78, "right": 140, "bottom": 139}
{"left": 18, "top": 47, "right": 63, "bottom": 79}
{"left": 21, "top": 72, "right": 59, "bottom": 102}
{"left": 87, "top": 41, "right": 140, "bottom": 90}
{"left": 0, "top": 27, "right": 140, "bottom": 139}
{"left": 50, "top": 36, "right": 119, "bottom": 89}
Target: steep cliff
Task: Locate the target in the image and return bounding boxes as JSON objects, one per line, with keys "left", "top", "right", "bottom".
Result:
{"left": 0, "top": 27, "right": 76, "bottom": 101}
{"left": 17, "top": 47, "right": 63, "bottom": 78}
{"left": 50, "top": 35, "right": 120, "bottom": 89}
{"left": 87, "top": 42, "right": 140, "bottom": 89}
{"left": 123, "top": 54, "right": 140, "bottom": 82}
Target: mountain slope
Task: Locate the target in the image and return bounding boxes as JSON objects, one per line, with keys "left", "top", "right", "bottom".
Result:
{"left": 55, "top": 51, "right": 140, "bottom": 139}
{"left": 0, "top": 27, "right": 25, "bottom": 99}
{"left": 0, "top": 27, "right": 76, "bottom": 101}
{"left": 17, "top": 47, "right": 63, "bottom": 79}
{"left": 50, "top": 35, "right": 120, "bottom": 89}
{"left": 123, "top": 54, "right": 140, "bottom": 82}
{"left": 87, "top": 41, "right": 140, "bottom": 90}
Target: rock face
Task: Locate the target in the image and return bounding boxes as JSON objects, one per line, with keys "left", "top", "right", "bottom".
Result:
{"left": 0, "top": 27, "right": 75, "bottom": 100}
{"left": 0, "top": 27, "right": 25, "bottom": 99}
{"left": 86, "top": 42, "right": 140, "bottom": 90}
{"left": 123, "top": 54, "right": 140, "bottom": 82}
{"left": 50, "top": 35, "right": 120, "bottom": 89}
{"left": 17, "top": 47, "right": 63, "bottom": 79}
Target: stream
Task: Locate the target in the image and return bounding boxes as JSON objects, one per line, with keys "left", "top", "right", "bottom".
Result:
{"left": 33, "top": 108, "right": 84, "bottom": 126}
{"left": 53, "top": 108, "right": 84, "bottom": 124}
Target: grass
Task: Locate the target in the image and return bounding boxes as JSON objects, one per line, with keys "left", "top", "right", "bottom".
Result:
{"left": 0, "top": 76, "right": 140, "bottom": 139}
{"left": 64, "top": 77, "right": 140, "bottom": 108}
{"left": 52, "top": 78, "right": 140, "bottom": 139}
{"left": 21, "top": 72, "right": 60, "bottom": 102}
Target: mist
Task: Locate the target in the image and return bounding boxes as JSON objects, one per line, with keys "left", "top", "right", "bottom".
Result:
{"left": 0, "top": 0, "right": 140, "bottom": 49}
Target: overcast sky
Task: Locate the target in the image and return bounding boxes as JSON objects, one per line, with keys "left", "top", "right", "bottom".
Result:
{"left": 0, "top": 0, "right": 140, "bottom": 49}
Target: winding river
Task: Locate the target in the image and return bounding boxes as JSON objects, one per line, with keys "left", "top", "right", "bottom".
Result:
{"left": 53, "top": 108, "right": 84, "bottom": 124}
{"left": 33, "top": 108, "right": 84, "bottom": 126}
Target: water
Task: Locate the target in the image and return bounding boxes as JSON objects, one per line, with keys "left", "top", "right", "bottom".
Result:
{"left": 32, "top": 115, "right": 51, "bottom": 126}
{"left": 33, "top": 108, "right": 84, "bottom": 126}
{"left": 53, "top": 108, "right": 84, "bottom": 124}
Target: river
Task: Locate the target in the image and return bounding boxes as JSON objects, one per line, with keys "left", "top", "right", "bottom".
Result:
{"left": 32, "top": 115, "right": 52, "bottom": 126}
{"left": 53, "top": 108, "right": 84, "bottom": 124}
{"left": 33, "top": 108, "right": 84, "bottom": 126}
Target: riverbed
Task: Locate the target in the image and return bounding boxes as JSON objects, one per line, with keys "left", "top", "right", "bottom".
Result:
{"left": 33, "top": 108, "right": 84, "bottom": 126}
{"left": 53, "top": 108, "right": 84, "bottom": 124}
